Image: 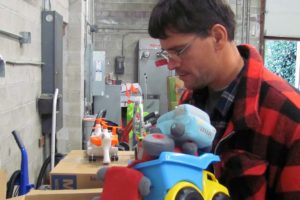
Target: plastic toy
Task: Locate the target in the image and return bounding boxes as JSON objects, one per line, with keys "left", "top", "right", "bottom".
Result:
{"left": 6, "top": 131, "right": 35, "bottom": 198}
{"left": 156, "top": 104, "right": 217, "bottom": 153}
{"left": 95, "top": 105, "right": 229, "bottom": 199}
{"left": 120, "top": 106, "right": 159, "bottom": 149}
{"left": 135, "top": 133, "right": 175, "bottom": 161}
{"left": 96, "top": 166, "right": 151, "bottom": 200}
{"left": 87, "top": 120, "right": 120, "bottom": 164}
{"left": 96, "top": 151, "right": 229, "bottom": 200}
{"left": 134, "top": 152, "right": 229, "bottom": 200}
{"left": 96, "top": 132, "right": 230, "bottom": 200}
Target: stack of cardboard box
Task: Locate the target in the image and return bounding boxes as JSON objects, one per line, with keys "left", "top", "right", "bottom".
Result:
{"left": 1, "top": 170, "right": 7, "bottom": 200}
{"left": 7, "top": 188, "right": 102, "bottom": 200}
{"left": 50, "top": 150, "right": 134, "bottom": 189}
{"left": 6, "top": 150, "right": 134, "bottom": 200}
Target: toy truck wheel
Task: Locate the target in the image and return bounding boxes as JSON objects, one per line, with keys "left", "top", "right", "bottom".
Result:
{"left": 110, "top": 154, "right": 118, "bottom": 161}
{"left": 88, "top": 155, "right": 96, "bottom": 162}
{"left": 165, "top": 182, "right": 203, "bottom": 200}
{"left": 175, "top": 187, "right": 203, "bottom": 200}
{"left": 212, "top": 192, "right": 230, "bottom": 200}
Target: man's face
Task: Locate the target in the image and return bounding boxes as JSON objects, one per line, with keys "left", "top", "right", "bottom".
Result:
{"left": 159, "top": 31, "right": 221, "bottom": 90}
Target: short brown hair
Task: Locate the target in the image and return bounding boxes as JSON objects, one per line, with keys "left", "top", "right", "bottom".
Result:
{"left": 148, "top": 0, "right": 236, "bottom": 40}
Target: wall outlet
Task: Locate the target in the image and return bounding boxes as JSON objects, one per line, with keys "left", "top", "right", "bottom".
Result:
{"left": 39, "top": 136, "right": 45, "bottom": 148}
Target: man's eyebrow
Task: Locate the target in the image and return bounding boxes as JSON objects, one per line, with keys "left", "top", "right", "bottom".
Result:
{"left": 163, "top": 44, "right": 186, "bottom": 51}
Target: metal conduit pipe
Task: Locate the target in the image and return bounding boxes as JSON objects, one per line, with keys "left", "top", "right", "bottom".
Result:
{"left": 42, "top": 0, "right": 51, "bottom": 11}
{"left": 6, "top": 60, "right": 44, "bottom": 66}
{"left": 51, "top": 88, "right": 59, "bottom": 170}
{"left": 259, "top": 0, "right": 266, "bottom": 54}
{"left": 0, "top": 29, "right": 31, "bottom": 44}
{"left": 0, "top": 29, "right": 22, "bottom": 40}
{"left": 235, "top": 0, "right": 238, "bottom": 21}
{"left": 245, "top": 0, "right": 251, "bottom": 43}
{"left": 121, "top": 31, "right": 148, "bottom": 56}
{"left": 241, "top": 0, "right": 245, "bottom": 43}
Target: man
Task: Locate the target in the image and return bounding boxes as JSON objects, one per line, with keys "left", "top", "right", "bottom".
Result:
{"left": 148, "top": 0, "right": 300, "bottom": 199}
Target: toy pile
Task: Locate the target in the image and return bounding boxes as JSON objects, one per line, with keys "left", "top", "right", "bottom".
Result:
{"left": 94, "top": 104, "right": 230, "bottom": 200}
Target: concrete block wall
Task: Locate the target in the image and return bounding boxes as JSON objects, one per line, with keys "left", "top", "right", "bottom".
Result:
{"left": 56, "top": 0, "right": 85, "bottom": 154}
{"left": 93, "top": 0, "right": 261, "bottom": 84}
{"left": 0, "top": 0, "right": 44, "bottom": 185}
{"left": 94, "top": 0, "right": 158, "bottom": 83}
{"left": 0, "top": 0, "right": 69, "bottom": 184}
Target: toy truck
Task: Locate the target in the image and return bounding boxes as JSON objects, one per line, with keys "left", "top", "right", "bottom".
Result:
{"left": 133, "top": 152, "right": 230, "bottom": 200}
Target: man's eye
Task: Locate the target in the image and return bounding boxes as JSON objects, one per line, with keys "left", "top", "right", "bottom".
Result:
{"left": 170, "top": 48, "right": 182, "bottom": 54}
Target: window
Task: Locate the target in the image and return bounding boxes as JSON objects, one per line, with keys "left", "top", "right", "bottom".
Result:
{"left": 264, "top": 39, "right": 300, "bottom": 89}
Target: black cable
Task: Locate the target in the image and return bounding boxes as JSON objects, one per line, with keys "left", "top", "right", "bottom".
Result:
{"left": 6, "top": 170, "right": 20, "bottom": 198}
{"left": 13, "top": 187, "right": 19, "bottom": 197}
{"left": 36, "top": 153, "right": 64, "bottom": 189}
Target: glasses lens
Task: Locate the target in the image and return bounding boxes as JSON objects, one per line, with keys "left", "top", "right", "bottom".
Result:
{"left": 159, "top": 50, "right": 170, "bottom": 59}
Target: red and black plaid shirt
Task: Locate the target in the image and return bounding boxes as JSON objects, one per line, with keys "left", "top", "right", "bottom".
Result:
{"left": 180, "top": 44, "right": 300, "bottom": 200}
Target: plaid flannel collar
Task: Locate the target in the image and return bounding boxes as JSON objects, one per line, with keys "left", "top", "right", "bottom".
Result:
{"left": 216, "top": 64, "right": 246, "bottom": 117}
{"left": 192, "top": 62, "right": 246, "bottom": 118}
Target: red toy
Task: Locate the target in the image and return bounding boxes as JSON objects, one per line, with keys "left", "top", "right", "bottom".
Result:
{"left": 97, "top": 166, "right": 151, "bottom": 200}
{"left": 96, "top": 132, "right": 187, "bottom": 200}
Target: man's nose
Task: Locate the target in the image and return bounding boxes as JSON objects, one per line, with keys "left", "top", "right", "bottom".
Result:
{"left": 167, "top": 59, "right": 180, "bottom": 70}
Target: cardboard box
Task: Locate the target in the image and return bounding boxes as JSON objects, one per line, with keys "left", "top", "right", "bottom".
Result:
{"left": 1, "top": 169, "right": 7, "bottom": 200}
{"left": 7, "top": 188, "right": 102, "bottom": 200}
{"left": 50, "top": 150, "right": 134, "bottom": 189}
{"left": 167, "top": 76, "right": 185, "bottom": 110}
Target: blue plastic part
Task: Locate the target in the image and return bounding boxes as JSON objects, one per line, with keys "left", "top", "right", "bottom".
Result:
{"left": 134, "top": 152, "right": 220, "bottom": 200}
{"left": 19, "top": 146, "right": 34, "bottom": 195}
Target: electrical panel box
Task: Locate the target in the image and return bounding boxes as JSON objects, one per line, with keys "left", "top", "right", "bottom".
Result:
{"left": 93, "top": 85, "right": 121, "bottom": 125}
{"left": 115, "top": 56, "right": 125, "bottom": 75}
{"left": 91, "top": 51, "right": 105, "bottom": 96}
{"left": 40, "top": 10, "right": 63, "bottom": 134}
{"left": 138, "top": 38, "right": 174, "bottom": 115}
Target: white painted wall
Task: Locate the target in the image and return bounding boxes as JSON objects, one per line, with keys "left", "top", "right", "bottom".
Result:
{"left": 0, "top": 0, "right": 69, "bottom": 184}
{"left": 265, "top": 0, "right": 300, "bottom": 38}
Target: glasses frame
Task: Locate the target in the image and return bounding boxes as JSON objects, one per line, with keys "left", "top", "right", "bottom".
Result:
{"left": 159, "top": 36, "right": 197, "bottom": 61}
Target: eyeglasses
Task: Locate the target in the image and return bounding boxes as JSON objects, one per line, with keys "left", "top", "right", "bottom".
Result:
{"left": 159, "top": 37, "right": 197, "bottom": 61}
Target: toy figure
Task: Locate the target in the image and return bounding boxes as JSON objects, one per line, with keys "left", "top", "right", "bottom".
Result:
{"left": 87, "top": 122, "right": 119, "bottom": 164}
{"left": 156, "top": 104, "right": 217, "bottom": 154}
{"left": 95, "top": 105, "right": 228, "bottom": 200}
{"left": 96, "top": 166, "right": 151, "bottom": 200}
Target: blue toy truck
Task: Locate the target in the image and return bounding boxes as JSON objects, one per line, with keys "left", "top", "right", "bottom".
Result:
{"left": 134, "top": 152, "right": 230, "bottom": 200}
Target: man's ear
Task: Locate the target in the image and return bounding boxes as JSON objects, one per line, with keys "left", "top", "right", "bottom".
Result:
{"left": 210, "top": 24, "right": 228, "bottom": 50}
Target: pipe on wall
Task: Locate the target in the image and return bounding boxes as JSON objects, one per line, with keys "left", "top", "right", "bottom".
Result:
{"left": 259, "top": 0, "right": 266, "bottom": 55}
{"left": 43, "top": 0, "right": 52, "bottom": 11}
{"left": 6, "top": 60, "right": 44, "bottom": 66}
{"left": 245, "top": 0, "right": 251, "bottom": 43}
{"left": 241, "top": 0, "right": 244, "bottom": 43}
{"left": 121, "top": 31, "right": 148, "bottom": 56}
{"left": 240, "top": 0, "right": 251, "bottom": 44}
{"left": 0, "top": 29, "right": 31, "bottom": 44}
